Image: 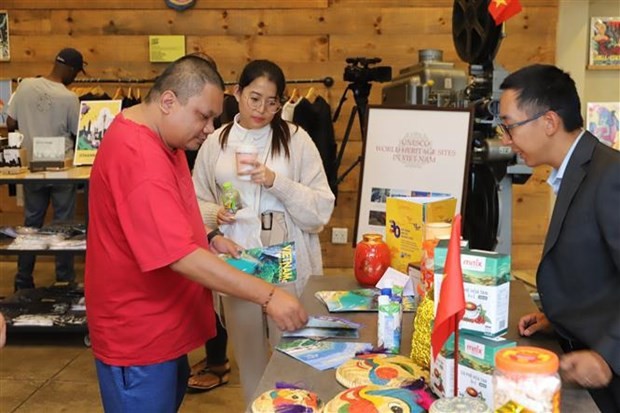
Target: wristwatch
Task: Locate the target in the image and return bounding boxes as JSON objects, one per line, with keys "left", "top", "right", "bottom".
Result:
{"left": 207, "top": 228, "right": 223, "bottom": 243}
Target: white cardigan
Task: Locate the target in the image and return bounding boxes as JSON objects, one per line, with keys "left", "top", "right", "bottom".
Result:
{"left": 192, "top": 121, "right": 335, "bottom": 292}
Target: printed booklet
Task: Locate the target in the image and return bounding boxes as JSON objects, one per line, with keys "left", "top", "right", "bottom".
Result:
{"left": 220, "top": 241, "right": 296, "bottom": 284}
{"left": 276, "top": 339, "right": 372, "bottom": 370}
{"left": 282, "top": 315, "right": 361, "bottom": 339}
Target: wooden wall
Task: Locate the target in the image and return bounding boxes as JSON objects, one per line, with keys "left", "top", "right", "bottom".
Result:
{"left": 0, "top": 0, "right": 558, "bottom": 272}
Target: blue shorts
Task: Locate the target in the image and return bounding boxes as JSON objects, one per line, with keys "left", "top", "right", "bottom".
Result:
{"left": 95, "top": 355, "right": 190, "bottom": 413}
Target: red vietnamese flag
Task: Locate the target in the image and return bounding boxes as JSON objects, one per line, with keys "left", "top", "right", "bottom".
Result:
{"left": 488, "top": 0, "right": 523, "bottom": 26}
{"left": 431, "top": 214, "right": 465, "bottom": 360}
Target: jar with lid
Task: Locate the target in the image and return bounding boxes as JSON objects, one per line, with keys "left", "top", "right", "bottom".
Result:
{"left": 494, "top": 346, "right": 561, "bottom": 413}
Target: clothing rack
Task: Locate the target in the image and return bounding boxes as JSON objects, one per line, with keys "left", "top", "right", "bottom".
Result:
{"left": 17, "top": 76, "right": 335, "bottom": 88}
{"left": 11, "top": 76, "right": 335, "bottom": 87}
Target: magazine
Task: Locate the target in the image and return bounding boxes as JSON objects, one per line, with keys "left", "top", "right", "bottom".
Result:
{"left": 282, "top": 315, "right": 361, "bottom": 339}
{"left": 221, "top": 241, "right": 296, "bottom": 284}
{"left": 315, "top": 289, "right": 416, "bottom": 312}
{"left": 276, "top": 339, "right": 372, "bottom": 371}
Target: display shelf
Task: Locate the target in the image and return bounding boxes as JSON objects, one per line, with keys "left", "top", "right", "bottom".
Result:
{"left": 0, "top": 238, "right": 86, "bottom": 256}
{"left": 0, "top": 285, "right": 88, "bottom": 345}
{"left": 0, "top": 168, "right": 91, "bottom": 344}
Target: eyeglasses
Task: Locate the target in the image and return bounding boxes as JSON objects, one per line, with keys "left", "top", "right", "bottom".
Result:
{"left": 497, "top": 111, "right": 547, "bottom": 139}
{"left": 246, "top": 92, "right": 282, "bottom": 114}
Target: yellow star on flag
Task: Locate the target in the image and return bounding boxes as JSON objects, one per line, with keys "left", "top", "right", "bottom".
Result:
{"left": 493, "top": 0, "right": 508, "bottom": 6}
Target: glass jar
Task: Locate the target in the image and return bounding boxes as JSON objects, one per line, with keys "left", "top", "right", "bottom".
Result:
{"left": 494, "top": 346, "right": 561, "bottom": 413}
{"left": 354, "top": 233, "right": 391, "bottom": 287}
{"left": 429, "top": 396, "right": 491, "bottom": 413}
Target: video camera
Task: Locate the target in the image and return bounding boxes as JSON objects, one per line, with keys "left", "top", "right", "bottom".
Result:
{"left": 344, "top": 57, "right": 392, "bottom": 84}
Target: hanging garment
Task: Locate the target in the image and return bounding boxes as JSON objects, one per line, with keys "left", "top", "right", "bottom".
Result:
{"left": 292, "top": 96, "right": 338, "bottom": 198}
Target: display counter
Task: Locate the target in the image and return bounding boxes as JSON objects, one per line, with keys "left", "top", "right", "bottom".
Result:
{"left": 0, "top": 166, "right": 92, "bottom": 184}
{"left": 252, "top": 275, "right": 598, "bottom": 412}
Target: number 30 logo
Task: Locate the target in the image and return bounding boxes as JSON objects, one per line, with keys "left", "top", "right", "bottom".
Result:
{"left": 389, "top": 220, "right": 401, "bottom": 238}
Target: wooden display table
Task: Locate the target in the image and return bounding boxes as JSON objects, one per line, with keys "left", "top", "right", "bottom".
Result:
{"left": 252, "top": 275, "right": 599, "bottom": 412}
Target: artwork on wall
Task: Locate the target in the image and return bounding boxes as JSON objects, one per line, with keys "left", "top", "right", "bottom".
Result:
{"left": 74, "top": 100, "right": 122, "bottom": 165}
{"left": 0, "top": 11, "right": 9, "bottom": 61}
{"left": 589, "top": 17, "right": 620, "bottom": 69}
{"left": 587, "top": 102, "right": 619, "bottom": 151}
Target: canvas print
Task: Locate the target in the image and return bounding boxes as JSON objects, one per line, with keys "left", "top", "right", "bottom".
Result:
{"left": 587, "top": 102, "right": 619, "bottom": 150}
{"left": 589, "top": 17, "right": 620, "bottom": 67}
{"left": 74, "top": 100, "right": 122, "bottom": 165}
{"left": 0, "top": 79, "right": 11, "bottom": 126}
{"left": 0, "top": 11, "right": 9, "bottom": 61}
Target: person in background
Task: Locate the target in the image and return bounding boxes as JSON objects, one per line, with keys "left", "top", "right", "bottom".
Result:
{"left": 498, "top": 64, "right": 619, "bottom": 412}
{"left": 192, "top": 59, "right": 335, "bottom": 402}
{"left": 85, "top": 55, "right": 307, "bottom": 412}
{"left": 7, "top": 48, "right": 84, "bottom": 291}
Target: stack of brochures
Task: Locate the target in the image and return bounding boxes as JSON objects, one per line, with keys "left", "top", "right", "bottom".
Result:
{"left": 315, "top": 289, "right": 417, "bottom": 312}
{"left": 276, "top": 339, "right": 372, "bottom": 371}
{"left": 282, "top": 315, "right": 362, "bottom": 339}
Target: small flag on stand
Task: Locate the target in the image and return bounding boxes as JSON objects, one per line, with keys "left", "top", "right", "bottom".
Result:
{"left": 431, "top": 214, "right": 465, "bottom": 397}
{"left": 488, "top": 0, "right": 523, "bottom": 26}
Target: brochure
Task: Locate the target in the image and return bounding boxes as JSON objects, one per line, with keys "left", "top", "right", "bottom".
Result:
{"left": 221, "top": 241, "right": 296, "bottom": 284}
{"left": 315, "top": 289, "right": 416, "bottom": 312}
{"left": 282, "top": 315, "right": 361, "bottom": 339}
{"left": 276, "top": 339, "right": 372, "bottom": 371}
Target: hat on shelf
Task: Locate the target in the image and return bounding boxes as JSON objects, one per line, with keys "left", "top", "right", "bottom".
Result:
{"left": 55, "top": 48, "right": 87, "bottom": 73}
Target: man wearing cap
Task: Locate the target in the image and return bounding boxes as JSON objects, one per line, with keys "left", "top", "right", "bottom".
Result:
{"left": 7, "top": 47, "right": 86, "bottom": 291}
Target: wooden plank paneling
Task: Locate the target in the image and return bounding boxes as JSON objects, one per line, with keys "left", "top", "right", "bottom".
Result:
{"left": 8, "top": 35, "right": 329, "bottom": 65}
{"left": 1, "top": 1, "right": 559, "bottom": 272}
{"left": 4, "top": 0, "right": 328, "bottom": 10}
{"left": 512, "top": 243, "right": 545, "bottom": 271}
{"left": 329, "top": 0, "right": 558, "bottom": 7}
{"left": 6, "top": 8, "right": 557, "bottom": 37}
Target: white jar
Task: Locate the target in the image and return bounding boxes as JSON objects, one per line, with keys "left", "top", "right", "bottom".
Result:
{"left": 494, "top": 346, "right": 561, "bottom": 413}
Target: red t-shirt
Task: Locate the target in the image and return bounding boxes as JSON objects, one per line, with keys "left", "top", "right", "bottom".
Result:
{"left": 85, "top": 113, "right": 215, "bottom": 366}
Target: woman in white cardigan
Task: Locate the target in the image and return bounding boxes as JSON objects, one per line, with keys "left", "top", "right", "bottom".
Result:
{"left": 191, "top": 60, "right": 335, "bottom": 403}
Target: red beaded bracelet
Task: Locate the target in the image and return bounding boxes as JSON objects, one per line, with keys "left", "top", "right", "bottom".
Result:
{"left": 261, "top": 286, "right": 276, "bottom": 313}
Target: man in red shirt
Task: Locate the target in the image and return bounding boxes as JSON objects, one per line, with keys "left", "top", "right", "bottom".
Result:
{"left": 85, "top": 55, "right": 307, "bottom": 412}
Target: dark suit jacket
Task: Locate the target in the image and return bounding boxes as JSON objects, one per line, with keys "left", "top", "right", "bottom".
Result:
{"left": 537, "top": 131, "right": 620, "bottom": 376}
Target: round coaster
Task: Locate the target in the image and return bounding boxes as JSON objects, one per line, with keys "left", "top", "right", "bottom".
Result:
{"left": 251, "top": 388, "right": 323, "bottom": 413}
{"left": 324, "top": 385, "right": 422, "bottom": 413}
{"left": 336, "top": 353, "right": 428, "bottom": 388}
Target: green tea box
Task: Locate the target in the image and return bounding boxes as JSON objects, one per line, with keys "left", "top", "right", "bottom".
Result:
{"left": 457, "top": 333, "right": 516, "bottom": 406}
{"left": 434, "top": 247, "right": 511, "bottom": 336}
{"left": 430, "top": 334, "right": 455, "bottom": 398}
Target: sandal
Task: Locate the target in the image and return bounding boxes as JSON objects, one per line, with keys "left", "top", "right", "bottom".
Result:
{"left": 189, "top": 358, "right": 208, "bottom": 377}
{"left": 186, "top": 361, "right": 231, "bottom": 393}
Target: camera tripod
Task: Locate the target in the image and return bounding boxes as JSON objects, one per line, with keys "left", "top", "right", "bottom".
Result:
{"left": 333, "top": 80, "right": 373, "bottom": 185}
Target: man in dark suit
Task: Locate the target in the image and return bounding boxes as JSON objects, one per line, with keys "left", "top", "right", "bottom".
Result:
{"left": 498, "top": 64, "right": 620, "bottom": 412}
